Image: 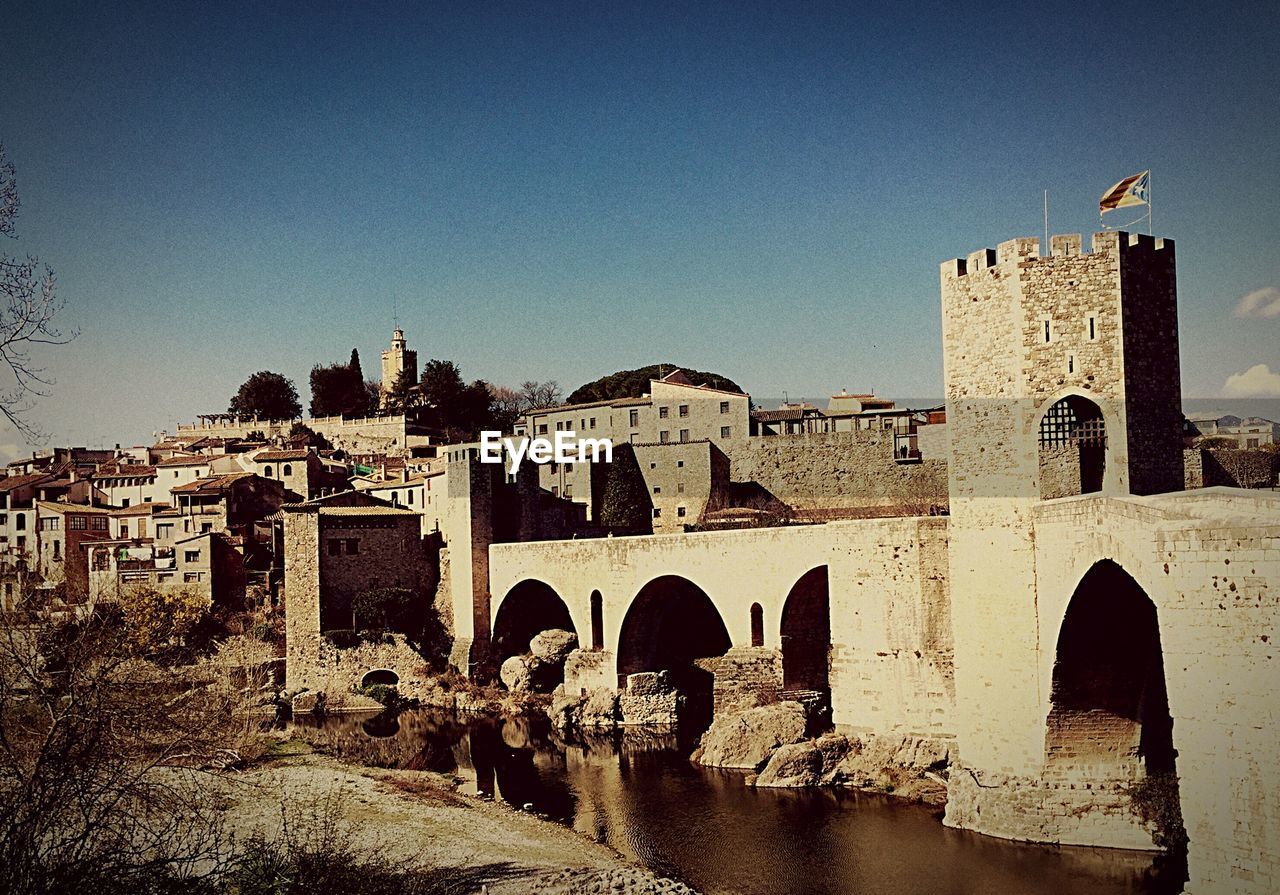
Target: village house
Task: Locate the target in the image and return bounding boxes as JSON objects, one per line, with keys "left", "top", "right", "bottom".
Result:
{"left": 34, "top": 501, "right": 113, "bottom": 602}
{"left": 248, "top": 447, "right": 349, "bottom": 500}
{"left": 0, "top": 473, "right": 52, "bottom": 564}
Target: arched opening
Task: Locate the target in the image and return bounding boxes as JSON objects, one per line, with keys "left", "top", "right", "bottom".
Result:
{"left": 617, "top": 576, "right": 731, "bottom": 724}
{"left": 491, "top": 579, "right": 577, "bottom": 670}
{"left": 1047, "top": 560, "right": 1183, "bottom": 848}
{"left": 750, "top": 603, "right": 764, "bottom": 647}
{"left": 360, "top": 668, "right": 399, "bottom": 689}
{"left": 1038, "top": 394, "right": 1106, "bottom": 499}
{"left": 590, "top": 590, "right": 604, "bottom": 650}
{"left": 780, "top": 566, "right": 831, "bottom": 695}
{"left": 283, "top": 464, "right": 293, "bottom": 477}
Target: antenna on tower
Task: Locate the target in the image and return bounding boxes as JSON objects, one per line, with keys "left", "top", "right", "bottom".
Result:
{"left": 392, "top": 295, "right": 400, "bottom": 330}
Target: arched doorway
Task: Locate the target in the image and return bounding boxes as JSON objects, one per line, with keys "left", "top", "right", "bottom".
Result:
{"left": 617, "top": 576, "right": 731, "bottom": 722}
{"left": 750, "top": 603, "right": 764, "bottom": 647}
{"left": 1047, "top": 560, "right": 1183, "bottom": 849}
{"left": 780, "top": 567, "right": 831, "bottom": 695}
{"left": 491, "top": 579, "right": 577, "bottom": 669}
{"left": 590, "top": 590, "right": 604, "bottom": 650}
{"left": 1038, "top": 394, "right": 1106, "bottom": 499}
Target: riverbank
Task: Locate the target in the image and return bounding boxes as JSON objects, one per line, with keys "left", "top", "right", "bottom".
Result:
{"left": 218, "top": 740, "right": 697, "bottom": 895}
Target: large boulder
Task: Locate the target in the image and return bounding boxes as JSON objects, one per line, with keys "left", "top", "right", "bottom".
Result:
{"left": 579, "top": 687, "right": 620, "bottom": 728}
{"left": 755, "top": 741, "right": 824, "bottom": 787}
{"left": 529, "top": 629, "right": 578, "bottom": 665}
{"left": 499, "top": 655, "right": 536, "bottom": 692}
{"left": 692, "top": 701, "right": 807, "bottom": 770}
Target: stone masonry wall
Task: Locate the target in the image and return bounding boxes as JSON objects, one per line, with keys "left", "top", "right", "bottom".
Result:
{"left": 727, "top": 430, "right": 948, "bottom": 513}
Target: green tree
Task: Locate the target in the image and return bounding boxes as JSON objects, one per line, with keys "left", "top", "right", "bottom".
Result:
{"left": 229, "top": 370, "right": 301, "bottom": 420}
{"left": 566, "top": 364, "right": 743, "bottom": 405}
{"left": 381, "top": 367, "right": 417, "bottom": 414}
{"left": 598, "top": 443, "right": 653, "bottom": 534}
{"left": 309, "top": 348, "right": 372, "bottom": 418}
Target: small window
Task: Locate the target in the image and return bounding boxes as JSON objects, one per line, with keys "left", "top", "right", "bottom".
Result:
{"left": 659, "top": 431, "right": 669, "bottom": 443}
{"left": 652, "top": 507, "right": 662, "bottom": 518}
{"left": 538, "top": 424, "right": 548, "bottom": 435}
{"left": 120, "top": 523, "right": 129, "bottom": 539}
{"left": 1067, "top": 354, "right": 1075, "bottom": 374}
{"left": 1043, "top": 318, "right": 1051, "bottom": 343}
{"left": 121, "top": 498, "right": 130, "bottom": 508}
{"left": 677, "top": 506, "right": 686, "bottom": 517}
{"left": 0, "top": 513, "right": 6, "bottom": 526}
{"left": 677, "top": 460, "right": 684, "bottom": 468}
{"left": 629, "top": 433, "right": 638, "bottom": 444}
{"left": 183, "top": 572, "right": 201, "bottom": 583}
{"left": 283, "top": 464, "right": 292, "bottom": 476}
{"left": 92, "top": 517, "right": 108, "bottom": 530}
{"left": 564, "top": 484, "right": 573, "bottom": 498}
{"left": 589, "top": 417, "right": 596, "bottom": 429}
{"left": 659, "top": 407, "right": 669, "bottom": 419}
{"left": 551, "top": 485, "right": 559, "bottom": 497}
{"left": 653, "top": 486, "right": 661, "bottom": 495}
{"left": 263, "top": 466, "right": 273, "bottom": 477}
{"left": 407, "top": 491, "right": 414, "bottom": 505}
{"left": 70, "top": 516, "right": 88, "bottom": 530}
{"left": 345, "top": 538, "right": 359, "bottom": 555}
{"left": 1087, "top": 315, "right": 1097, "bottom": 340}
{"left": 679, "top": 429, "right": 689, "bottom": 442}
{"left": 677, "top": 482, "right": 685, "bottom": 493}
{"left": 184, "top": 550, "right": 200, "bottom": 563}
{"left": 52, "top": 541, "right": 61, "bottom": 560}
{"left": 555, "top": 421, "right": 564, "bottom": 431}
{"left": 629, "top": 410, "right": 639, "bottom": 427}
{"left": 678, "top": 404, "right": 689, "bottom": 417}
{"left": 719, "top": 401, "right": 729, "bottom": 413}
{"left": 201, "top": 522, "right": 212, "bottom": 533}
{"left": 720, "top": 426, "right": 731, "bottom": 438}
{"left": 327, "top": 539, "right": 342, "bottom": 556}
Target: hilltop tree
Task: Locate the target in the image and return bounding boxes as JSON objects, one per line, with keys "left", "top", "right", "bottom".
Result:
{"left": 567, "top": 365, "right": 742, "bottom": 405}
{"left": 309, "top": 348, "right": 372, "bottom": 418}
{"left": 0, "top": 144, "right": 76, "bottom": 441}
{"left": 228, "top": 370, "right": 301, "bottom": 420}
{"left": 518, "top": 380, "right": 562, "bottom": 410}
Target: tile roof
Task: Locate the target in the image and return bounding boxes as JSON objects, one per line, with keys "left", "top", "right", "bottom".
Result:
{"left": 253, "top": 449, "right": 311, "bottom": 462}
{"left": 171, "top": 472, "right": 254, "bottom": 494}
{"left": 156, "top": 456, "right": 211, "bottom": 468}
{"left": 0, "top": 473, "right": 54, "bottom": 492}
{"left": 318, "top": 505, "right": 418, "bottom": 517}
{"left": 36, "top": 500, "right": 113, "bottom": 515}
{"left": 752, "top": 408, "right": 806, "bottom": 422}
{"left": 111, "top": 503, "right": 171, "bottom": 516}
{"left": 93, "top": 463, "right": 157, "bottom": 480}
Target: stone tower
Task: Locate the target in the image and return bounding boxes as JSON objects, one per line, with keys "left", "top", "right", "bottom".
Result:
{"left": 380, "top": 328, "right": 418, "bottom": 399}
{"left": 938, "top": 231, "right": 1183, "bottom": 841}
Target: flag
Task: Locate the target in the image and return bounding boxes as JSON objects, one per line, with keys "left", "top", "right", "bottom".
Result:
{"left": 1099, "top": 170, "right": 1150, "bottom": 213}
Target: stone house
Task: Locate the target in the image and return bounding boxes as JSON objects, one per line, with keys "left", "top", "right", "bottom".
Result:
{"left": 92, "top": 462, "right": 165, "bottom": 507}
{"left": 633, "top": 440, "right": 731, "bottom": 532}
{"left": 248, "top": 448, "right": 345, "bottom": 500}
{"left": 0, "top": 473, "right": 53, "bottom": 564}
{"left": 170, "top": 472, "right": 284, "bottom": 540}
{"left": 34, "top": 501, "right": 113, "bottom": 602}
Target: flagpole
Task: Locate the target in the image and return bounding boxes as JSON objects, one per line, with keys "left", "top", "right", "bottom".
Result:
{"left": 1148, "top": 170, "right": 1153, "bottom": 235}
{"left": 1044, "top": 189, "right": 1049, "bottom": 253}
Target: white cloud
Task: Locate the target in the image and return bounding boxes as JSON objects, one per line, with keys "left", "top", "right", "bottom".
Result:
{"left": 1223, "top": 363, "right": 1280, "bottom": 398}
{"left": 1233, "top": 287, "right": 1280, "bottom": 319}
{"left": 0, "top": 443, "right": 22, "bottom": 465}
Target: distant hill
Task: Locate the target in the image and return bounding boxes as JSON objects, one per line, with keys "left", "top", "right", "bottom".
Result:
{"left": 566, "top": 365, "right": 745, "bottom": 405}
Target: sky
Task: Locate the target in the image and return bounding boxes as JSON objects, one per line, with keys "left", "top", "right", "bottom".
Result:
{"left": 2, "top": 0, "right": 1279, "bottom": 455}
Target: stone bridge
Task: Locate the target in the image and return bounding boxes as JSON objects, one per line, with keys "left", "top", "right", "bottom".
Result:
{"left": 488, "top": 487, "right": 1280, "bottom": 894}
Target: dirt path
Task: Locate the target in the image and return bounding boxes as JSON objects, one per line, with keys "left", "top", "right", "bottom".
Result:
{"left": 216, "top": 750, "right": 697, "bottom": 895}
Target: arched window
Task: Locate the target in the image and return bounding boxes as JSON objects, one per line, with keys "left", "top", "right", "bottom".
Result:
{"left": 750, "top": 602, "right": 764, "bottom": 647}
{"left": 263, "top": 466, "right": 273, "bottom": 477}
{"left": 282, "top": 464, "right": 292, "bottom": 476}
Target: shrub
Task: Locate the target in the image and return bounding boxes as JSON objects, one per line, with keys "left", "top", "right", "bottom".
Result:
{"left": 353, "top": 587, "right": 418, "bottom": 634}
{"left": 324, "top": 629, "right": 361, "bottom": 649}
{"left": 116, "top": 584, "right": 212, "bottom": 661}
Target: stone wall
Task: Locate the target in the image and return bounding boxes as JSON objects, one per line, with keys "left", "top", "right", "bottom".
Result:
{"left": 712, "top": 646, "right": 782, "bottom": 715}
{"left": 1185, "top": 447, "right": 1278, "bottom": 490}
{"left": 726, "top": 430, "right": 948, "bottom": 513}
{"left": 1038, "top": 444, "right": 1082, "bottom": 500}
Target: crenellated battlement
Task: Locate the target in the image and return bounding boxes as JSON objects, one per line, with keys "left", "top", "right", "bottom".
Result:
{"left": 942, "top": 231, "right": 1173, "bottom": 278}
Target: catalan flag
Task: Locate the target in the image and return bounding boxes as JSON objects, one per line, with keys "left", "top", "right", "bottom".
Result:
{"left": 1099, "top": 170, "right": 1150, "bottom": 213}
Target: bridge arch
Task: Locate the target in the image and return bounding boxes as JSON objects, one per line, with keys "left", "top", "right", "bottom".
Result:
{"left": 616, "top": 575, "right": 731, "bottom": 692}
{"left": 780, "top": 566, "right": 831, "bottom": 695}
{"left": 491, "top": 579, "right": 578, "bottom": 666}
{"left": 1046, "top": 559, "right": 1182, "bottom": 844}
{"left": 1036, "top": 391, "right": 1112, "bottom": 499}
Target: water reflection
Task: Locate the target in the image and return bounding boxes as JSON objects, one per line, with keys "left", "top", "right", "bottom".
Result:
{"left": 294, "top": 709, "right": 1181, "bottom": 895}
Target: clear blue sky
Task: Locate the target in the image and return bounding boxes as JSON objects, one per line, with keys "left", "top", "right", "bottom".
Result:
{"left": 3, "top": 0, "right": 1279, "bottom": 453}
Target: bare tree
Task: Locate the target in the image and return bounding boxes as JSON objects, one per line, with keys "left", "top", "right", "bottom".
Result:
{"left": 0, "top": 145, "right": 75, "bottom": 442}
{"left": 518, "top": 380, "right": 561, "bottom": 411}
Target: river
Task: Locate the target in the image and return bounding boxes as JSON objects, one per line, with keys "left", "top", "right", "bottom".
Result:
{"left": 294, "top": 708, "right": 1184, "bottom": 895}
